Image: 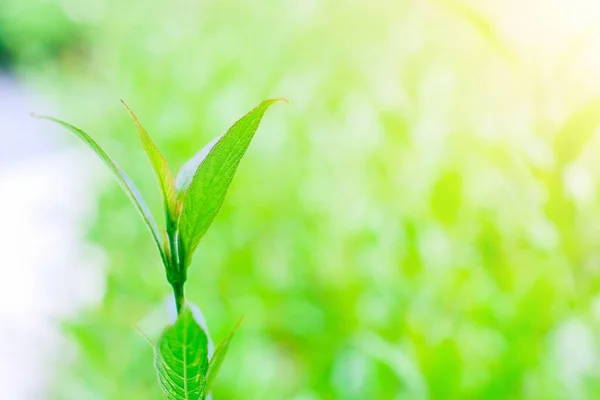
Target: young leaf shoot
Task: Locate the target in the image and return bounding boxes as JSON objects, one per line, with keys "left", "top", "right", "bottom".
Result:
{"left": 36, "top": 98, "right": 285, "bottom": 398}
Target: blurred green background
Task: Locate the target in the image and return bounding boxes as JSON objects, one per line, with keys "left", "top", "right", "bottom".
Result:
{"left": 4, "top": 0, "right": 600, "bottom": 398}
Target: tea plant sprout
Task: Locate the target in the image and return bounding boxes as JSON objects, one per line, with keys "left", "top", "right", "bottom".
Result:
{"left": 35, "top": 98, "right": 286, "bottom": 399}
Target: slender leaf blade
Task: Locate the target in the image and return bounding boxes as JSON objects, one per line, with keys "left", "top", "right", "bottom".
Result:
{"left": 203, "top": 317, "right": 243, "bottom": 399}
{"left": 175, "top": 133, "right": 222, "bottom": 197}
{"left": 178, "top": 99, "right": 285, "bottom": 266}
{"left": 122, "top": 101, "right": 179, "bottom": 226}
{"left": 35, "top": 115, "right": 167, "bottom": 266}
{"left": 155, "top": 306, "right": 210, "bottom": 400}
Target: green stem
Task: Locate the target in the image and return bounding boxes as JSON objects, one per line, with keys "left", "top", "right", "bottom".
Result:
{"left": 172, "top": 282, "right": 185, "bottom": 315}
{"left": 166, "top": 218, "right": 186, "bottom": 315}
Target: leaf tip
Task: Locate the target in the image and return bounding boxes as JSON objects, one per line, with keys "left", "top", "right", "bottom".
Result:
{"left": 121, "top": 100, "right": 148, "bottom": 135}
{"left": 134, "top": 324, "right": 155, "bottom": 349}
{"left": 121, "top": 99, "right": 137, "bottom": 119}
{"left": 30, "top": 112, "right": 46, "bottom": 120}
{"left": 265, "top": 97, "right": 289, "bottom": 105}
{"left": 31, "top": 113, "right": 55, "bottom": 122}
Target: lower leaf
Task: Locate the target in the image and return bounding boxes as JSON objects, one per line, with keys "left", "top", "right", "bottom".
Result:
{"left": 155, "top": 306, "right": 210, "bottom": 400}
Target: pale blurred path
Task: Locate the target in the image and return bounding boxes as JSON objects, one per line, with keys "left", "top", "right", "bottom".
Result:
{"left": 0, "top": 74, "right": 104, "bottom": 399}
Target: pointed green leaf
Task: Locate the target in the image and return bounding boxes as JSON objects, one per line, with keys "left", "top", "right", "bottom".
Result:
{"left": 35, "top": 115, "right": 167, "bottom": 266}
{"left": 178, "top": 98, "right": 285, "bottom": 266}
{"left": 155, "top": 306, "right": 210, "bottom": 400}
{"left": 122, "top": 101, "right": 179, "bottom": 227}
{"left": 175, "top": 134, "right": 222, "bottom": 197}
{"left": 203, "top": 317, "right": 243, "bottom": 399}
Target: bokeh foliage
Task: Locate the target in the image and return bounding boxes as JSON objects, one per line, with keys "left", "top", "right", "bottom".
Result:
{"left": 4, "top": 0, "right": 600, "bottom": 398}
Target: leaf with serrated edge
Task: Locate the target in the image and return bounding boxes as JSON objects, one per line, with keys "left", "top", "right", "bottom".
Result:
{"left": 202, "top": 317, "right": 243, "bottom": 399}
{"left": 178, "top": 98, "right": 285, "bottom": 266}
{"left": 35, "top": 115, "right": 167, "bottom": 266}
{"left": 122, "top": 101, "right": 178, "bottom": 227}
{"left": 155, "top": 306, "right": 209, "bottom": 400}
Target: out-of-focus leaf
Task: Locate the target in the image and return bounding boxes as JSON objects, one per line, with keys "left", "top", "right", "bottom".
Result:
{"left": 430, "top": 169, "right": 463, "bottom": 226}
{"left": 122, "top": 101, "right": 179, "bottom": 227}
{"left": 177, "top": 99, "right": 285, "bottom": 266}
{"left": 433, "top": 0, "right": 514, "bottom": 62}
{"left": 553, "top": 98, "right": 600, "bottom": 167}
{"left": 155, "top": 306, "right": 210, "bottom": 400}
{"left": 203, "top": 317, "right": 243, "bottom": 399}
{"left": 35, "top": 115, "right": 167, "bottom": 266}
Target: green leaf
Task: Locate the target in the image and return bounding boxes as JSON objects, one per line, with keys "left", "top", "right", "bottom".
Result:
{"left": 203, "top": 317, "right": 243, "bottom": 399}
{"left": 122, "top": 101, "right": 179, "bottom": 228}
{"left": 35, "top": 115, "right": 168, "bottom": 266}
{"left": 155, "top": 306, "right": 210, "bottom": 400}
{"left": 175, "top": 134, "right": 222, "bottom": 197}
{"left": 178, "top": 98, "right": 285, "bottom": 266}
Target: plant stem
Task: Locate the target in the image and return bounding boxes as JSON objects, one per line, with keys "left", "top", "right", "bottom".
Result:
{"left": 166, "top": 218, "right": 186, "bottom": 315}
{"left": 172, "top": 282, "right": 185, "bottom": 315}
